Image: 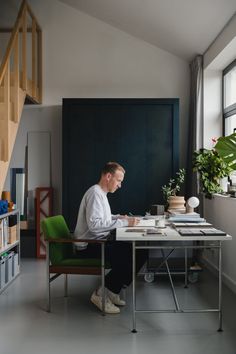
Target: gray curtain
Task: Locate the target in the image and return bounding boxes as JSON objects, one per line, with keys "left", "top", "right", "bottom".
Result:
{"left": 186, "top": 55, "right": 203, "bottom": 199}
{"left": 186, "top": 55, "right": 204, "bottom": 266}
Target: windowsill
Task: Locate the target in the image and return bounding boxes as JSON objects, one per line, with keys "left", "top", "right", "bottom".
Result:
{"left": 211, "top": 193, "right": 236, "bottom": 200}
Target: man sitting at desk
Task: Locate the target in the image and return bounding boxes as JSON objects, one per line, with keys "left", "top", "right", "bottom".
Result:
{"left": 74, "top": 161, "right": 146, "bottom": 314}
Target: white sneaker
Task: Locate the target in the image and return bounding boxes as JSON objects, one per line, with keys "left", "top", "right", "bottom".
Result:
{"left": 97, "top": 286, "right": 126, "bottom": 306}
{"left": 90, "top": 290, "right": 120, "bottom": 314}
{"left": 107, "top": 289, "right": 126, "bottom": 306}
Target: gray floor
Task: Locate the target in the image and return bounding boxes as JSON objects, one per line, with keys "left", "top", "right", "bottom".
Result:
{"left": 0, "top": 259, "right": 236, "bottom": 354}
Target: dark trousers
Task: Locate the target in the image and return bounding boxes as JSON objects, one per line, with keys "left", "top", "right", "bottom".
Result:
{"left": 77, "top": 241, "right": 147, "bottom": 294}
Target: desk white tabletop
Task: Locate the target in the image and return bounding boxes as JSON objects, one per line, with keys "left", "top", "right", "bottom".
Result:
{"left": 116, "top": 226, "right": 232, "bottom": 242}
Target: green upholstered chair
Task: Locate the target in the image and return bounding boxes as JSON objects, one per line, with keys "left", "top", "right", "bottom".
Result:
{"left": 41, "top": 215, "right": 108, "bottom": 313}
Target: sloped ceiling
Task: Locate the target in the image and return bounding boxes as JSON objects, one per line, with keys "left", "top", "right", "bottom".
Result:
{"left": 59, "top": 0, "right": 236, "bottom": 61}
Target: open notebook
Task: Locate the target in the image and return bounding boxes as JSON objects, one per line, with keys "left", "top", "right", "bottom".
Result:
{"left": 137, "top": 219, "right": 156, "bottom": 227}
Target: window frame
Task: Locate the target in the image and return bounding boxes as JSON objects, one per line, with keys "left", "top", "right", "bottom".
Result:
{"left": 223, "top": 59, "right": 236, "bottom": 136}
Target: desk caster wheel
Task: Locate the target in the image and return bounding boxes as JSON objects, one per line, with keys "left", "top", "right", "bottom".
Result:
{"left": 188, "top": 272, "right": 199, "bottom": 284}
{"left": 144, "top": 272, "right": 154, "bottom": 283}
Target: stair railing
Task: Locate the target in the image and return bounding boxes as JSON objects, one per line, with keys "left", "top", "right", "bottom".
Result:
{"left": 0, "top": 0, "right": 42, "bottom": 162}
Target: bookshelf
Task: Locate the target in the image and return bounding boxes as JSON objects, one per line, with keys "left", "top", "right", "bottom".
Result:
{"left": 0, "top": 210, "right": 20, "bottom": 293}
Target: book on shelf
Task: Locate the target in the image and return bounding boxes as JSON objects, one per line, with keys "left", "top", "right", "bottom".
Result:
{"left": 0, "top": 221, "right": 3, "bottom": 248}
{"left": 0, "top": 218, "right": 9, "bottom": 248}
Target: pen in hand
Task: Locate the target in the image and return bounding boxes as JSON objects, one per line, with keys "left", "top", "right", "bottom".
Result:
{"left": 119, "top": 213, "right": 140, "bottom": 226}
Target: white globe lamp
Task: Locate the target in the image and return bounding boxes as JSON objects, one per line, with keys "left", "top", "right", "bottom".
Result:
{"left": 186, "top": 196, "right": 199, "bottom": 213}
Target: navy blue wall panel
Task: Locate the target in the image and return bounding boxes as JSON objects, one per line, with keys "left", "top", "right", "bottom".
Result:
{"left": 62, "top": 98, "right": 179, "bottom": 231}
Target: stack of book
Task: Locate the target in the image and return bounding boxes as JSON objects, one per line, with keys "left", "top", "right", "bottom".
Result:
{"left": 168, "top": 211, "right": 206, "bottom": 224}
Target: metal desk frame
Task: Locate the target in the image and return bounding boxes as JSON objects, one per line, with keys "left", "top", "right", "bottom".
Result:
{"left": 116, "top": 225, "right": 231, "bottom": 333}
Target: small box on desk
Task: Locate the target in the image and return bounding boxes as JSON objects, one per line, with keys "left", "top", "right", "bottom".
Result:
{"left": 8, "top": 225, "right": 17, "bottom": 244}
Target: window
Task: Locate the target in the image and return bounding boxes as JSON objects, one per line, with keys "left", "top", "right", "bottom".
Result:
{"left": 223, "top": 59, "right": 236, "bottom": 136}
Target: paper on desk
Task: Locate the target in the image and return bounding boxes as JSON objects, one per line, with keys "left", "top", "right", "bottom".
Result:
{"left": 137, "top": 219, "right": 156, "bottom": 227}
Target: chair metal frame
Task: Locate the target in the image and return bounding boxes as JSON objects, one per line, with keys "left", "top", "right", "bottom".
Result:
{"left": 45, "top": 237, "right": 108, "bottom": 314}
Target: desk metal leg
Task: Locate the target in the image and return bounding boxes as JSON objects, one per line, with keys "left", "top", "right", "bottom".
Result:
{"left": 126, "top": 241, "right": 226, "bottom": 332}
{"left": 218, "top": 241, "right": 223, "bottom": 332}
{"left": 132, "top": 241, "right": 137, "bottom": 333}
{"left": 46, "top": 241, "right": 51, "bottom": 312}
{"left": 184, "top": 247, "right": 188, "bottom": 288}
{"left": 64, "top": 274, "right": 68, "bottom": 297}
{"left": 101, "top": 242, "right": 105, "bottom": 316}
{"left": 161, "top": 249, "right": 180, "bottom": 311}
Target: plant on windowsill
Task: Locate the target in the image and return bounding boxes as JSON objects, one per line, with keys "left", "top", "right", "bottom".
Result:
{"left": 161, "top": 168, "right": 186, "bottom": 210}
{"left": 193, "top": 146, "right": 232, "bottom": 199}
{"left": 214, "top": 133, "right": 236, "bottom": 170}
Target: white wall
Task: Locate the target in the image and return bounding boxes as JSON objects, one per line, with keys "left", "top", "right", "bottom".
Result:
{"left": 203, "top": 14, "right": 236, "bottom": 293}
{"left": 204, "top": 196, "right": 236, "bottom": 294}
{"left": 5, "top": 0, "right": 190, "bottom": 213}
{"left": 5, "top": 106, "right": 62, "bottom": 213}
{"left": 29, "top": 0, "right": 189, "bottom": 106}
{"left": 204, "top": 14, "right": 236, "bottom": 70}
{"left": 203, "top": 70, "right": 222, "bottom": 148}
{"left": 203, "top": 13, "right": 236, "bottom": 147}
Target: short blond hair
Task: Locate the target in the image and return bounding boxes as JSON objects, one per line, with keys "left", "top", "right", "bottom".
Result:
{"left": 101, "top": 161, "right": 125, "bottom": 175}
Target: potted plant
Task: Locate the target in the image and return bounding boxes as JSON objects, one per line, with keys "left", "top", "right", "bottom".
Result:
{"left": 193, "top": 148, "right": 232, "bottom": 199}
{"left": 161, "top": 168, "right": 186, "bottom": 210}
{"left": 214, "top": 133, "right": 236, "bottom": 170}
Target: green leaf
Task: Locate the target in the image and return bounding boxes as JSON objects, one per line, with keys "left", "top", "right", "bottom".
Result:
{"left": 215, "top": 133, "right": 236, "bottom": 170}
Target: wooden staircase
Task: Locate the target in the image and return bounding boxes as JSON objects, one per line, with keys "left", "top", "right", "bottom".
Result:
{"left": 0, "top": 0, "right": 42, "bottom": 196}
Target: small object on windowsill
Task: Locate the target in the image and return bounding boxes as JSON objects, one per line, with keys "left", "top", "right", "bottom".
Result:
{"left": 220, "top": 192, "right": 230, "bottom": 197}
{"left": 228, "top": 183, "right": 236, "bottom": 192}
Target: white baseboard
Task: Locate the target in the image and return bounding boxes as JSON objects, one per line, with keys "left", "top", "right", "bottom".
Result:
{"left": 203, "top": 255, "right": 236, "bottom": 295}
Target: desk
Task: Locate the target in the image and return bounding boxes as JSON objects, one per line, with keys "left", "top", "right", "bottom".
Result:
{"left": 116, "top": 223, "right": 232, "bottom": 332}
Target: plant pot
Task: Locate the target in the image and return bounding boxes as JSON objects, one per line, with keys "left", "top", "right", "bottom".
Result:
{"left": 219, "top": 177, "right": 228, "bottom": 193}
{"left": 168, "top": 196, "right": 186, "bottom": 212}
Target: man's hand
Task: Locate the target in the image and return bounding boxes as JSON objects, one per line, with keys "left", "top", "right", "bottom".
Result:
{"left": 117, "top": 215, "right": 140, "bottom": 226}
{"left": 117, "top": 214, "right": 128, "bottom": 219}
{"left": 127, "top": 217, "right": 140, "bottom": 227}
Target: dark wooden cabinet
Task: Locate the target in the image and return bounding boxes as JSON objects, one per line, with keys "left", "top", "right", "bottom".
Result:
{"left": 62, "top": 98, "right": 179, "bottom": 231}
